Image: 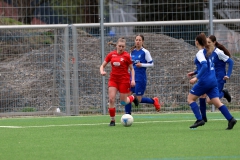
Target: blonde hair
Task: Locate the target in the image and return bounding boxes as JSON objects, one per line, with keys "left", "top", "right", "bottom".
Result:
{"left": 116, "top": 37, "right": 126, "bottom": 44}
{"left": 108, "top": 37, "right": 126, "bottom": 47}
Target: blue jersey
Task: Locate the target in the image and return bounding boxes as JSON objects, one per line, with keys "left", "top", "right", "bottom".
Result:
{"left": 190, "top": 49, "right": 219, "bottom": 98}
{"left": 194, "top": 49, "right": 217, "bottom": 85}
{"left": 211, "top": 48, "right": 233, "bottom": 83}
{"left": 131, "top": 48, "right": 153, "bottom": 82}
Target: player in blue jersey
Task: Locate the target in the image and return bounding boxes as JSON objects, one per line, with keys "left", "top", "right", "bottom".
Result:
{"left": 187, "top": 33, "right": 237, "bottom": 129}
{"left": 125, "top": 34, "right": 161, "bottom": 114}
{"left": 196, "top": 35, "right": 234, "bottom": 122}
{"left": 207, "top": 35, "right": 233, "bottom": 102}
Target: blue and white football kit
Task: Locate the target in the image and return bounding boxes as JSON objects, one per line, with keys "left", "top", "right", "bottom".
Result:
{"left": 190, "top": 49, "right": 218, "bottom": 99}
{"left": 131, "top": 47, "right": 153, "bottom": 95}
{"left": 125, "top": 47, "right": 160, "bottom": 114}
{"left": 211, "top": 48, "right": 233, "bottom": 98}
{"left": 189, "top": 49, "right": 234, "bottom": 125}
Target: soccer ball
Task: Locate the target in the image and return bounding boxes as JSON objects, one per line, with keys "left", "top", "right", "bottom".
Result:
{"left": 120, "top": 114, "right": 134, "bottom": 127}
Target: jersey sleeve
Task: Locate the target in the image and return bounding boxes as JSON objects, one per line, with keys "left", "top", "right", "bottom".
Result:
{"left": 215, "top": 48, "right": 229, "bottom": 62}
{"left": 105, "top": 52, "right": 112, "bottom": 63}
{"left": 196, "top": 50, "right": 207, "bottom": 63}
{"left": 226, "top": 58, "right": 234, "bottom": 77}
{"left": 143, "top": 49, "right": 153, "bottom": 63}
{"left": 126, "top": 53, "right": 133, "bottom": 65}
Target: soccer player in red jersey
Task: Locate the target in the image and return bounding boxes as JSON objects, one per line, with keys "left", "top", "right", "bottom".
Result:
{"left": 100, "top": 37, "right": 139, "bottom": 126}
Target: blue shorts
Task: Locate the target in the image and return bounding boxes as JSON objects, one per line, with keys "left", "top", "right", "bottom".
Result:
{"left": 217, "top": 82, "right": 224, "bottom": 93}
{"left": 131, "top": 81, "right": 146, "bottom": 96}
{"left": 190, "top": 82, "right": 219, "bottom": 99}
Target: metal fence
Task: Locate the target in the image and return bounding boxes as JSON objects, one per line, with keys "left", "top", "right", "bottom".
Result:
{"left": 0, "top": 19, "right": 240, "bottom": 116}
{"left": 0, "top": 1, "right": 239, "bottom": 24}
{"left": 0, "top": 24, "right": 71, "bottom": 116}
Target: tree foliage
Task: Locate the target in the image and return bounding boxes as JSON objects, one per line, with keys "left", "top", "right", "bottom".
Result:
{"left": 10, "top": 0, "right": 99, "bottom": 24}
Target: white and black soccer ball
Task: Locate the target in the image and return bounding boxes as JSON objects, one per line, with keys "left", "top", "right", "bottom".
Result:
{"left": 120, "top": 114, "right": 134, "bottom": 127}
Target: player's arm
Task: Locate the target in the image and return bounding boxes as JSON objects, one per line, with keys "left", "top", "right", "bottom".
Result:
{"left": 224, "top": 58, "right": 234, "bottom": 80}
{"left": 140, "top": 62, "right": 153, "bottom": 67}
{"left": 196, "top": 61, "right": 207, "bottom": 79}
{"left": 100, "top": 61, "right": 108, "bottom": 76}
{"left": 190, "top": 51, "right": 207, "bottom": 84}
{"left": 187, "top": 71, "right": 197, "bottom": 78}
{"left": 129, "top": 64, "right": 136, "bottom": 87}
{"left": 136, "top": 50, "right": 154, "bottom": 68}
{"left": 217, "top": 50, "right": 234, "bottom": 80}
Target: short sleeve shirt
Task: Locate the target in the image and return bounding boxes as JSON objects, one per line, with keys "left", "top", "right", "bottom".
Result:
{"left": 105, "top": 50, "right": 132, "bottom": 83}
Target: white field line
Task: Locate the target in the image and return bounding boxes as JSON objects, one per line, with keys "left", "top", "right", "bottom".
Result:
{"left": 0, "top": 119, "right": 228, "bottom": 129}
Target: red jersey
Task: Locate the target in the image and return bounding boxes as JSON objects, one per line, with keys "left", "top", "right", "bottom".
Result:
{"left": 105, "top": 50, "right": 132, "bottom": 83}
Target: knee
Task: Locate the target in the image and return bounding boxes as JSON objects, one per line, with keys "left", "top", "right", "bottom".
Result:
{"left": 187, "top": 97, "right": 197, "bottom": 105}
{"left": 207, "top": 99, "right": 212, "bottom": 105}
{"left": 109, "top": 97, "right": 115, "bottom": 104}
{"left": 187, "top": 97, "right": 193, "bottom": 104}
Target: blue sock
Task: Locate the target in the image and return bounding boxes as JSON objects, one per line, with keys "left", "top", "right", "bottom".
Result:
{"left": 218, "top": 105, "right": 233, "bottom": 121}
{"left": 125, "top": 103, "right": 132, "bottom": 115}
{"left": 219, "top": 91, "right": 224, "bottom": 99}
{"left": 141, "top": 97, "right": 154, "bottom": 104}
{"left": 190, "top": 102, "right": 202, "bottom": 120}
{"left": 199, "top": 98, "right": 206, "bottom": 118}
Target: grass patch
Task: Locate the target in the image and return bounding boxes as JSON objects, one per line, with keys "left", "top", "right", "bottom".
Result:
{"left": 0, "top": 112, "right": 239, "bottom": 160}
{"left": 0, "top": 17, "right": 23, "bottom": 25}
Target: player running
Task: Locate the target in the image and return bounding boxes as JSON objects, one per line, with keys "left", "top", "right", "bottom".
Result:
{"left": 187, "top": 33, "right": 237, "bottom": 130}
{"left": 100, "top": 37, "right": 139, "bottom": 126}
{"left": 125, "top": 34, "right": 161, "bottom": 115}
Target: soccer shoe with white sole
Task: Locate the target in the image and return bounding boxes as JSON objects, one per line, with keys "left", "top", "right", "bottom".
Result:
{"left": 153, "top": 97, "right": 161, "bottom": 112}
{"left": 226, "top": 117, "right": 237, "bottom": 130}
{"left": 190, "top": 120, "right": 205, "bottom": 128}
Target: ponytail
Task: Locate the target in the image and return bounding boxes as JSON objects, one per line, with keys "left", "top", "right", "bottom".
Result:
{"left": 215, "top": 41, "right": 231, "bottom": 57}
{"left": 208, "top": 35, "right": 231, "bottom": 57}
{"left": 108, "top": 37, "right": 126, "bottom": 47}
{"left": 108, "top": 41, "right": 116, "bottom": 47}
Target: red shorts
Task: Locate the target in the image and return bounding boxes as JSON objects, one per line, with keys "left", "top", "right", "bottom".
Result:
{"left": 108, "top": 81, "right": 130, "bottom": 93}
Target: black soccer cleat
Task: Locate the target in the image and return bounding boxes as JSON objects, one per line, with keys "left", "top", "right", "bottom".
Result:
{"left": 133, "top": 94, "right": 139, "bottom": 107}
{"left": 203, "top": 117, "right": 208, "bottom": 122}
{"left": 222, "top": 89, "right": 231, "bottom": 103}
{"left": 190, "top": 120, "right": 205, "bottom": 129}
{"left": 226, "top": 117, "right": 237, "bottom": 130}
{"left": 109, "top": 120, "right": 115, "bottom": 126}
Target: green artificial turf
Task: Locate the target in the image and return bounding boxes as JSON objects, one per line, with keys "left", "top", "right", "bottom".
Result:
{"left": 0, "top": 112, "right": 239, "bottom": 160}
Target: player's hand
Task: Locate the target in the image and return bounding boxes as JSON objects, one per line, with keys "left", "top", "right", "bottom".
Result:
{"left": 187, "top": 72, "right": 195, "bottom": 78}
{"left": 100, "top": 71, "right": 106, "bottom": 76}
{"left": 189, "top": 77, "right": 197, "bottom": 84}
{"left": 136, "top": 62, "right": 142, "bottom": 68}
{"left": 130, "top": 80, "right": 135, "bottom": 87}
{"left": 223, "top": 76, "right": 229, "bottom": 80}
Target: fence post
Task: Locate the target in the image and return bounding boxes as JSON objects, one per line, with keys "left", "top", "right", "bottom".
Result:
{"left": 100, "top": 0, "right": 107, "bottom": 115}
{"left": 209, "top": 0, "right": 215, "bottom": 112}
{"left": 209, "top": 0, "right": 214, "bottom": 35}
{"left": 64, "top": 26, "right": 71, "bottom": 115}
{"left": 71, "top": 25, "right": 80, "bottom": 115}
